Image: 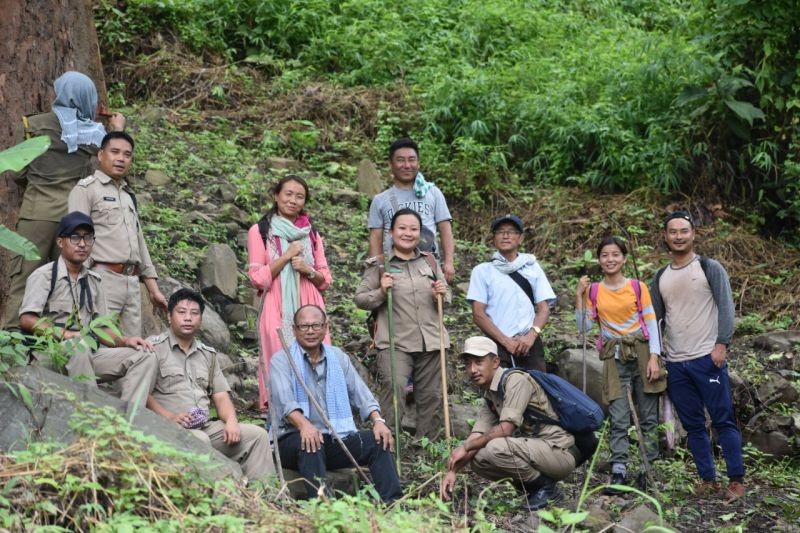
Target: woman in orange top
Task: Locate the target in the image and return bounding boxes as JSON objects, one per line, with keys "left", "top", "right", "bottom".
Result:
{"left": 576, "top": 236, "right": 665, "bottom": 494}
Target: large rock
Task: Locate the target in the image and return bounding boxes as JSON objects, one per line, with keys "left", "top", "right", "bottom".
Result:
{"left": 331, "top": 188, "right": 362, "bottom": 207}
{"left": 450, "top": 401, "right": 482, "bottom": 439}
{"left": 744, "top": 411, "right": 797, "bottom": 459}
{"left": 756, "top": 373, "right": 799, "bottom": 406}
{"left": 356, "top": 159, "right": 385, "bottom": 199}
{"left": 754, "top": 331, "right": 800, "bottom": 352}
{"left": 144, "top": 169, "right": 171, "bottom": 186}
{"left": 0, "top": 366, "right": 242, "bottom": 482}
{"left": 556, "top": 349, "right": 606, "bottom": 410}
{"left": 614, "top": 504, "right": 663, "bottom": 532}
{"left": 200, "top": 244, "right": 239, "bottom": 300}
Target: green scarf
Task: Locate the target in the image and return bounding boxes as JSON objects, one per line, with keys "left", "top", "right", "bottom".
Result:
{"left": 271, "top": 216, "right": 313, "bottom": 343}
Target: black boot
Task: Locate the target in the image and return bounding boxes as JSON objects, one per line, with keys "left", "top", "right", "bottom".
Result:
{"left": 521, "top": 475, "right": 563, "bottom": 511}
{"left": 602, "top": 472, "right": 628, "bottom": 496}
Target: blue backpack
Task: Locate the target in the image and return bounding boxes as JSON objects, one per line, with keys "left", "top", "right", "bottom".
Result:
{"left": 496, "top": 369, "right": 604, "bottom": 434}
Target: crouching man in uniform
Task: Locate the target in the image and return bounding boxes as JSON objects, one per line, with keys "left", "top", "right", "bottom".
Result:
{"left": 441, "top": 336, "right": 578, "bottom": 510}
{"left": 19, "top": 211, "right": 157, "bottom": 403}
{"left": 146, "top": 288, "right": 275, "bottom": 482}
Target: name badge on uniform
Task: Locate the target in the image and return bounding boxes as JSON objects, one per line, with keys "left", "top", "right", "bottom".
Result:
{"left": 103, "top": 196, "right": 116, "bottom": 202}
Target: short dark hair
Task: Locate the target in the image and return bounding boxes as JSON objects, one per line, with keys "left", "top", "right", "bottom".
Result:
{"left": 596, "top": 236, "right": 628, "bottom": 257}
{"left": 100, "top": 131, "right": 135, "bottom": 150}
{"left": 293, "top": 304, "right": 327, "bottom": 324}
{"left": 168, "top": 288, "right": 205, "bottom": 314}
{"left": 389, "top": 138, "right": 419, "bottom": 160}
{"left": 390, "top": 207, "right": 422, "bottom": 230}
{"left": 663, "top": 210, "right": 694, "bottom": 230}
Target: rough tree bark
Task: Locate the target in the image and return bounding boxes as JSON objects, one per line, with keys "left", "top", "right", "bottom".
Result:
{"left": 0, "top": 0, "right": 107, "bottom": 319}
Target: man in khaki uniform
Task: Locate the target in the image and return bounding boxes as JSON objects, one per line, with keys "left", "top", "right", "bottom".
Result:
{"left": 3, "top": 71, "right": 125, "bottom": 330}
{"left": 68, "top": 131, "right": 167, "bottom": 337}
{"left": 146, "top": 289, "right": 275, "bottom": 482}
{"left": 19, "top": 211, "right": 157, "bottom": 403}
{"left": 441, "top": 337, "right": 577, "bottom": 511}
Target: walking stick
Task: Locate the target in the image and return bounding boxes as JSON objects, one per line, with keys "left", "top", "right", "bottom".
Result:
{"left": 254, "top": 292, "right": 286, "bottom": 488}
{"left": 627, "top": 384, "right": 655, "bottom": 488}
{"left": 437, "top": 293, "right": 451, "bottom": 440}
{"left": 579, "top": 293, "right": 587, "bottom": 394}
{"left": 276, "top": 329, "right": 372, "bottom": 485}
{"left": 384, "top": 254, "right": 402, "bottom": 475}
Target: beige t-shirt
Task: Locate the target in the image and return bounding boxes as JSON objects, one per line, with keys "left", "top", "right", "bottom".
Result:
{"left": 659, "top": 259, "right": 719, "bottom": 361}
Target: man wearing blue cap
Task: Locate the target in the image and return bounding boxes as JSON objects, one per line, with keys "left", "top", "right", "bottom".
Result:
{"left": 467, "top": 214, "right": 556, "bottom": 371}
{"left": 19, "top": 212, "right": 157, "bottom": 403}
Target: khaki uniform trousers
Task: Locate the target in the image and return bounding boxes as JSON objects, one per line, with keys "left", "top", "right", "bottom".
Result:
{"left": 94, "top": 268, "right": 143, "bottom": 337}
{"left": 34, "top": 339, "right": 157, "bottom": 404}
{"left": 470, "top": 436, "right": 576, "bottom": 485}
{"left": 2, "top": 219, "right": 61, "bottom": 329}
{"left": 190, "top": 420, "right": 276, "bottom": 481}
{"left": 377, "top": 348, "right": 442, "bottom": 441}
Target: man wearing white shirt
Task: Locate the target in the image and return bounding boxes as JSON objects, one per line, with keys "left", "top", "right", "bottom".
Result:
{"left": 467, "top": 214, "right": 556, "bottom": 371}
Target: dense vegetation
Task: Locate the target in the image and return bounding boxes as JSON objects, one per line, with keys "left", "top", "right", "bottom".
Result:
{"left": 96, "top": 0, "right": 799, "bottom": 240}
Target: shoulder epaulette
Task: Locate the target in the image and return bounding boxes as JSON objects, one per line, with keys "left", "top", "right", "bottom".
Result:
{"left": 76, "top": 175, "right": 97, "bottom": 187}
{"left": 148, "top": 333, "right": 168, "bottom": 344}
{"left": 197, "top": 341, "right": 217, "bottom": 353}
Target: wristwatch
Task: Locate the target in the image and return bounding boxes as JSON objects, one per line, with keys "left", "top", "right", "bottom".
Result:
{"left": 306, "top": 270, "right": 317, "bottom": 280}
{"left": 531, "top": 325, "right": 542, "bottom": 336}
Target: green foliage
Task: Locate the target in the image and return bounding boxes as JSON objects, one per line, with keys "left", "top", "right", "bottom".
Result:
{"left": 0, "top": 135, "right": 50, "bottom": 173}
{"left": 97, "top": 0, "right": 800, "bottom": 235}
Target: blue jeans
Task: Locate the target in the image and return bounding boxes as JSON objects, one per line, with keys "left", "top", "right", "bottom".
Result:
{"left": 666, "top": 355, "right": 744, "bottom": 481}
{"left": 279, "top": 430, "right": 402, "bottom": 503}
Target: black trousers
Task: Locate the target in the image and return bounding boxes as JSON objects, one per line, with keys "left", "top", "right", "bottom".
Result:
{"left": 278, "top": 429, "right": 402, "bottom": 503}
{"left": 497, "top": 335, "right": 546, "bottom": 371}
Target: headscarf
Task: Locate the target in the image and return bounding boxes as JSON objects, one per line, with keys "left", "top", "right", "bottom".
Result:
{"left": 52, "top": 71, "right": 107, "bottom": 153}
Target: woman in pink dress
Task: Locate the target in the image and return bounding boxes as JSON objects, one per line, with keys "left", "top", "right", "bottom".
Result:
{"left": 247, "top": 175, "right": 332, "bottom": 410}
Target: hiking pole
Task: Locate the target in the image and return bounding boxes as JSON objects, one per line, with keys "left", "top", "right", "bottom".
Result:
{"left": 384, "top": 254, "right": 402, "bottom": 475}
{"left": 626, "top": 384, "right": 655, "bottom": 488}
{"left": 254, "top": 292, "right": 286, "bottom": 489}
{"left": 276, "top": 329, "right": 372, "bottom": 485}
{"left": 437, "top": 293, "right": 451, "bottom": 441}
{"left": 579, "top": 291, "right": 587, "bottom": 394}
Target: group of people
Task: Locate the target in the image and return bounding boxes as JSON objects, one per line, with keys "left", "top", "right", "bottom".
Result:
{"left": 3, "top": 71, "right": 745, "bottom": 509}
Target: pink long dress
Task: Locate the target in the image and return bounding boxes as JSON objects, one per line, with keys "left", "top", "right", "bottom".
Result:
{"left": 247, "top": 223, "right": 332, "bottom": 410}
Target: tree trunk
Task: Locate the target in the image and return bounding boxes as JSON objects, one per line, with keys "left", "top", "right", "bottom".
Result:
{"left": 0, "top": 0, "right": 107, "bottom": 319}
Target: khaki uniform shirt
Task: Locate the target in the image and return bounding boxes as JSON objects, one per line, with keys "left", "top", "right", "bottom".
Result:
{"left": 473, "top": 369, "right": 575, "bottom": 449}
{"left": 67, "top": 170, "right": 157, "bottom": 278}
{"left": 149, "top": 331, "right": 230, "bottom": 414}
{"left": 354, "top": 251, "right": 451, "bottom": 352}
{"left": 19, "top": 256, "right": 107, "bottom": 330}
{"left": 17, "top": 112, "right": 98, "bottom": 222}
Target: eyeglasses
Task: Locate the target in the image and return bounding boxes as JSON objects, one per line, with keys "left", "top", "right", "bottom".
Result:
{"left": 294, "top": 322, "right": 326, "bottom": 332}
{"left": 66, "top": 234, "right": 95, "bottom": 245}
{"left": 493, "top": 230, "right": 521, "bottom": 237}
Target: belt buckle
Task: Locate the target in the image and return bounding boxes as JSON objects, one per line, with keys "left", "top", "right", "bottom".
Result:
{"left": 122, "top": 264, "right": 136, "bottom": 276}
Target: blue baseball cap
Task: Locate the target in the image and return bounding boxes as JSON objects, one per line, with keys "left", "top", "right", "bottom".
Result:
{"left": 57, "top": 211, "right": 94, "bottom": 236}
{"left": 491, "top": 214, "right": 524, "bottom": 233}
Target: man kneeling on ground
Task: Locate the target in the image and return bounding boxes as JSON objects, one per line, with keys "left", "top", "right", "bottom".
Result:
{"left": 269, "top": 304, "right": 402, "bottom": 503}
{"left": 441, "top": 336, "right": 578, "bottom": 510}
{"left": 146, "top": 289, "right": 275, "bottom": 482}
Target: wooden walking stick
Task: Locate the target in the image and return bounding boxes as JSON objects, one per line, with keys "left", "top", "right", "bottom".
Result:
{"left": 437, "top": 293, "right": 451, "bottom": 440}
{"left": 254, "top": 293, "right": 286, "bottom": 488}
{"left": 627, "top": 384, "right": 655, "bottom": 488}
{"left": 384, "top": 254, "right": 402, "bottom": 475}
{"left": 276, "top": 329, "right": 372, "bottom": 485}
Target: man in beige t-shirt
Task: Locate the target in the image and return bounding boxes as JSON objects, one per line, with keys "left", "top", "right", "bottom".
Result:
{"left": 440, "top": 337, "right": 577, "bottom": 511}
